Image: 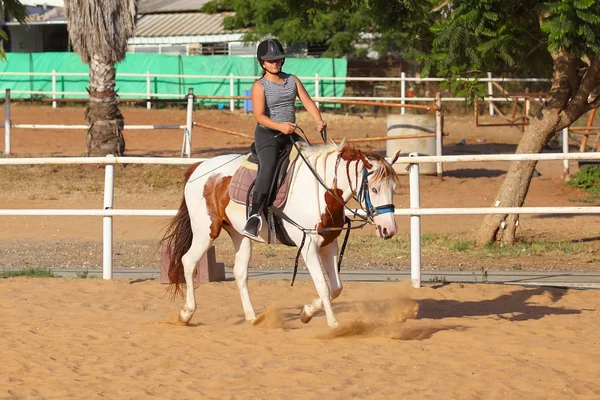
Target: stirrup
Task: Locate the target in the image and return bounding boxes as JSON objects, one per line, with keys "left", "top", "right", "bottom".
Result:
{"left": 242, "top": 214, "right": 263, "bottom": 238}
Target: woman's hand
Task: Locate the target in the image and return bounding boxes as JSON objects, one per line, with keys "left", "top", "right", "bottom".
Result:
{"left": 317, "top": 120, "right": 327, "bottom": 133}
{"left": 280, "top": 122, "right": 297, "bottom": 135}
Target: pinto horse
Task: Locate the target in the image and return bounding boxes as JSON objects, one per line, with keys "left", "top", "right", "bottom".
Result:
{"left": 162, "top": 141, "right": 400, "bottom": 328}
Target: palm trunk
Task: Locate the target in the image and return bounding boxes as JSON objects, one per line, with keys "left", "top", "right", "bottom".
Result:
{"left": 84, "top": 54, "right": 125, "bottom": 156}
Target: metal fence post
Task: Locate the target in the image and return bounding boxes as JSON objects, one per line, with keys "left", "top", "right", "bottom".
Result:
{"left": 103, "top": 155, "right": 115, "bottom": 280}
{"left": 146, "top": 71, "right": 151, "bottom": 110}
{"left": 487, "top": 72, "right": 494, "bottom": 116}
{"left": 562, "top": 127, "right": 570, "bottom": 179}
{"left": 4, "top": 89, "right": 10, "bottom": 155}
{"left": 315, "top": 73, "right": 320, "bottom": 110}
{"left": 52, "top": 69, "right": 57, "bottom": 109}
{"left": 230, "top": 73, "right": 235, "bottom": 112}
{"left": 409, "top": 152, "right": 421, "bottom": 288}
{"left": 435, "top": 92, "right": 443, "bottom": 177}
{"left": 401, "top": 72, "right": 406, "bottom": 115}
{"left": 184, "top": 88, "right": 194, "bottom": 157}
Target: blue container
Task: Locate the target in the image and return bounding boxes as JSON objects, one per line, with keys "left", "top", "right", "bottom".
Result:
{"left": 244, "top": 90, "right": 253, "bottom": 113}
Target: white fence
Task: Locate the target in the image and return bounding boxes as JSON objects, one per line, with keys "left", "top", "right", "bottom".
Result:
{"left": 0, "top": 70, "right": 549, "bottom": 114}
{"left": 1, "top": 151, "right": 599, "bottom": 285}
{"left": 2, "top": 88, "right": 196, "bottom": 157}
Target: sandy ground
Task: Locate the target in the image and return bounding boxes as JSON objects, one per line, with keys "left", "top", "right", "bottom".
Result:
{"left": 1, "top": 278, "right": 599, "bottom": 399}
{"left": 2, "top": 105, "right": 600, "bottom": 399}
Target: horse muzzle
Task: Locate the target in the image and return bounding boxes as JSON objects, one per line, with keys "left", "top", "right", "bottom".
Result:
{"left": 375, "top": 220, "right": 397, "bottom": 240}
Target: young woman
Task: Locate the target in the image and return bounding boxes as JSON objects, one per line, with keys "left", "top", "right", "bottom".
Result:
{"left": 242, "top": 38, "right": 327, "bottom": 238}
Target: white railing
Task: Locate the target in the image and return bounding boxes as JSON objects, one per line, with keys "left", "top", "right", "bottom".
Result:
{"left": 2, "top": 88, "right": 196, "bottom": 157}
{"left": 1, "top": 150, "right": 599, "bottom": 282}
{"left": 0, "top": 70, "right": 549, "bottom": 114}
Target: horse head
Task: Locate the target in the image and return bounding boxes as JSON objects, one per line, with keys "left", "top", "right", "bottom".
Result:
{"left": 360, "top": 153, "right": 400, "bottom": 239}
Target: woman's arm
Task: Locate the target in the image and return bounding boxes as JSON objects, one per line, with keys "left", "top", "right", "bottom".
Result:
{"left": 293, "top": 76, "right": 327, "bottom": 132}
{"left": 252, "top": 80, "right": 296, "bottom": 135}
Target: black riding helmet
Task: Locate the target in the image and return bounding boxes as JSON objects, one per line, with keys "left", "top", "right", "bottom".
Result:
{"left": 256, "top": 39, "right": 285, "bottom": 65}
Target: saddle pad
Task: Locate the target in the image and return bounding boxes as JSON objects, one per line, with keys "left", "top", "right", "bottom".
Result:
{"left": 229, "top": 153, "right": 297, "bottom": 208}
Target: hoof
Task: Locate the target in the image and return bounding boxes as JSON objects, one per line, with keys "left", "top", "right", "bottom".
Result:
{"left": 251, "top": 314, "right": 263, "bottom": 326}
{"left": 178, "top": 310, "right": 192, "bottom": 325}
{"left": 299, "top": 306, "right": 313, "bottom": 324}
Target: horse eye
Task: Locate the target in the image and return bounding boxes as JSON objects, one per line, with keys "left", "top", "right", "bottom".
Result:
{"left": 371, "top": 187, "right": 378, "bottom": 194}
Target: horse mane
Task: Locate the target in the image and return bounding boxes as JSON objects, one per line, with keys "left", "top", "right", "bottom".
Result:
{"left": 338, "top": 143, "right": 399, "bottom": 186}
{"left": 367, "top": 154, "right": 400, "bottom": 186}
{"left": 298, "top": 141, "right": 399, "bottom": 186}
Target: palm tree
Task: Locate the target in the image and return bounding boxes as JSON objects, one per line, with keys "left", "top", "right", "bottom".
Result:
{"left": 64, "top": 0, "right": 137, "bottom": 156}
{"left": 0, "top": 0, "right": 28, "bottom": 58}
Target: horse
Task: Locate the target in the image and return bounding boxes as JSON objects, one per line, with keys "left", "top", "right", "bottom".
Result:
{"left": 162, "top": 140, "right": 400, "bottom": 328}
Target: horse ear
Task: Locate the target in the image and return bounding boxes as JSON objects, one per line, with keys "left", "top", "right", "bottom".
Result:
{"left": 386, "top": 150, "right": 400, "bottom": 165}
{"left": 337, "top": 137, "right": 347, "bottom": 149}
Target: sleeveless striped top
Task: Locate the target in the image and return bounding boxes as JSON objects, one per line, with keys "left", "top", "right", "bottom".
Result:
{"left": 259, "top": 73, "right": 297, "bottom": 124}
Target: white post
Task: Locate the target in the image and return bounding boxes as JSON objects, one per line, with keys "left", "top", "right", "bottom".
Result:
{"left": 52, "top": 69, "right": 57, "bottom": 109}
{"left": 315, "top": 73, "right": 320, "bottom": 110}
{"left": 103, "top": 155, "right": 115, "bottom": 280}
{"left": 146, "top": 71, "right": 151, "bottom": 110}
{"left": 229, "top": 73, "right": 235, "bottom": 112}
{"left": 185, "top": 88, "right": 194, "bottom": 158}
{"left": 562, "top": 127, "right": 570, "bottom": 179}
{"left": 409, "top": 152, "right": 421, "bottom": 288}
{"left": 401, "top": 72, "right": 406, "bottom": 115}
{"left": 4, "top": 89, "right": 10, "bottom": 155}
{"left": 435, "top": 92, "right": 443, "bottom": 177}
{"left": 487, "top": 72, "right": 494, "bottom": 116}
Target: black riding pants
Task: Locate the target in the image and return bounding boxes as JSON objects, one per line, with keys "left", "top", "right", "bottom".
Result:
{"left": 253, "top": 124, "right": 300, "bottom": 196}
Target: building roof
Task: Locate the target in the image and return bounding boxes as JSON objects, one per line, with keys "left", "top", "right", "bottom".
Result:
{"left": 134, "top": 12, "right": 241, "bottom": 37}
{"left": 137, "top": 0, "right": 213, "bottom": 14}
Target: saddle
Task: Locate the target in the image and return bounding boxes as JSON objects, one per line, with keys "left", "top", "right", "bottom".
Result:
{"left": 229, "top": 142, "right": 301, "bottom": 245}
{"left": 229, "top": 143, "right": 299, "bottom": 208}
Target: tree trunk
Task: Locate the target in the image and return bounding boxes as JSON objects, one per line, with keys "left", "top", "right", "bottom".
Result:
{"left": 475, "top": 50, "right": 600, "bottom": 246}
{"left": 84, "top": 54, "right": 125, "bottom": 157}
{"left": 474, "top": 113, "right": 560, "bottom": 246}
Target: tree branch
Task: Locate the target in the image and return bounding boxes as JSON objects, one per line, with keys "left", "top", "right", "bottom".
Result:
{"left": 432, "top": 0, "right": 449, "bottom": 12}
{"left": 546, "top": 50, "right": 574, "bottom": 110}
{"left": 586, "top": 94, "right": 600, "bottom": 113}
{"left": 566, "top": 53, "right": 600, "bottom": 111}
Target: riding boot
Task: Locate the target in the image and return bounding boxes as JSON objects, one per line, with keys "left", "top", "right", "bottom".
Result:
{"left": 242, "top": 192, "right": 267, "bottom": 238}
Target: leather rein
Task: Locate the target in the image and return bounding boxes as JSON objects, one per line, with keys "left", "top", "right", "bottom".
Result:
{"left": 279, "top": 127, "right": 395, "bottom": 285}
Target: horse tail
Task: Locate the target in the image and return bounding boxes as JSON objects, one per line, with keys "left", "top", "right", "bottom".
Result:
{"left": 160, "top": 162, "right": 203, "bottom": 297}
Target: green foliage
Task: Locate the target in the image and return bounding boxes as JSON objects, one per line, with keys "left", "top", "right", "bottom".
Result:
{"left": 421, "top": 0, "right": 600, "bottom": 103}
{"left": 540, "top": 0, "right": 600, "bottom": 55}
{"left": 202, "top": 0, "right": 436, "bottom": 59}
{"left": 568, "top": 165, "right": 600, "bottom": 194}
{"left": 1, "top": 267, "right": 55, "bottom": 278}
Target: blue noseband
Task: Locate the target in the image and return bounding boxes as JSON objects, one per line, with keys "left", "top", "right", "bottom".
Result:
{"left": 356, "top": 168, "right": 395, "bottom": 219}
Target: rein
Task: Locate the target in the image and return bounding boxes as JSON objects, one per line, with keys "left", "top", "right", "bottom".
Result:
{"left": 279, "top": 126, "right": 395, "bottom": 285}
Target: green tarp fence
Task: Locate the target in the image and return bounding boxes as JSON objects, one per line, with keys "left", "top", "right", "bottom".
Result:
{"left": 0, "top": 53, "right": 347, "bottom": 107}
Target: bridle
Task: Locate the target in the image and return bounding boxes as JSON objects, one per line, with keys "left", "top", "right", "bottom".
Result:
{"left": 356, "top": 168, "right": 396, "bottom": 220}
{"left": 289, "top": 128, "right": 395, "bottom": 224}
{"left": 280, "top": 128, "right": 396, "bottom": 285}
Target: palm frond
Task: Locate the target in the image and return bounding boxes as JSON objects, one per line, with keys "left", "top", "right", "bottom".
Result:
{"left": 64, "top": 0, "right": 137, "bottom": 64}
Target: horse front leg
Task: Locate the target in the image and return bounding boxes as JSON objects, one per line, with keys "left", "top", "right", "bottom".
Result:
{"left": 225, "top": 227, "right": 257, "bottom": 322}
{"left": 319, "top": 240, "right": 343, "bottom": 300}
{"left": 179, "top": 234, "right": 213, "bottom": 324}
{"left": 300, "top": 241, "right": 339, "bottom": 328}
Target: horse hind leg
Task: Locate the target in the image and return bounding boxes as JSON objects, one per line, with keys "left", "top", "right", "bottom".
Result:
{"left": 179, "top": 231, "right": 214, "bottom": 324}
